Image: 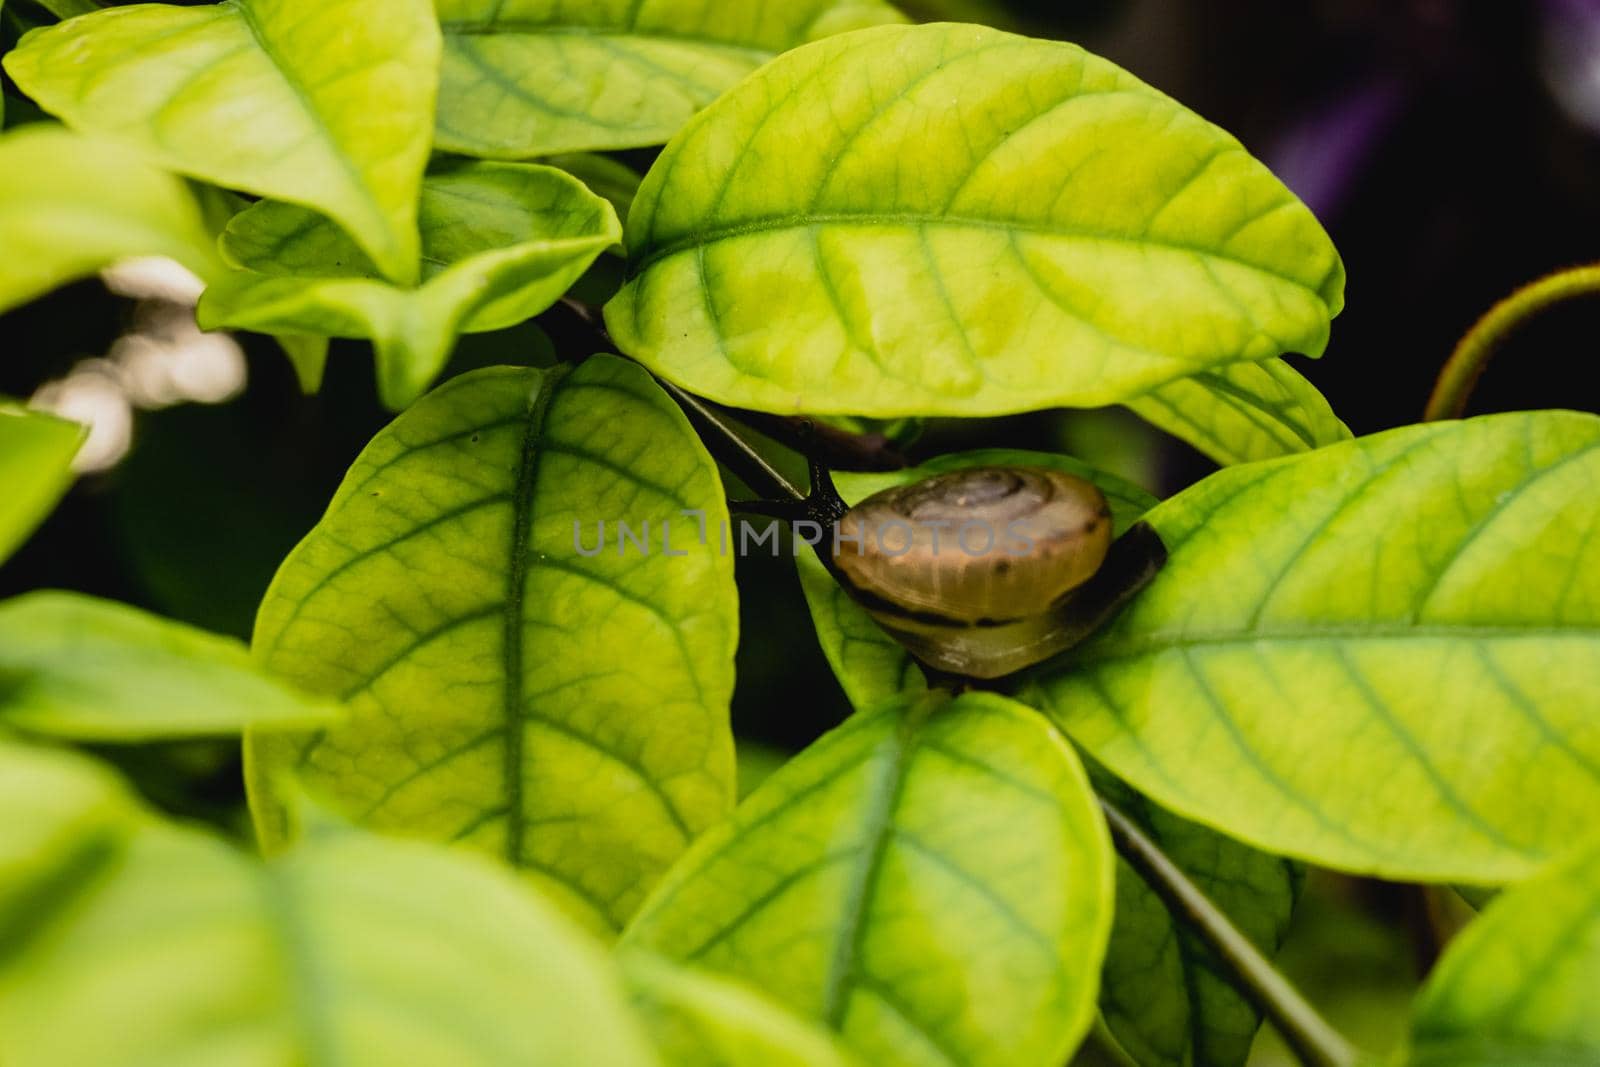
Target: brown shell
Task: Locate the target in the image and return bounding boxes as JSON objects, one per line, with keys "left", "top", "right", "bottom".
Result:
{"left": 831, "top": 466, "right": 1112, "bottom": 622}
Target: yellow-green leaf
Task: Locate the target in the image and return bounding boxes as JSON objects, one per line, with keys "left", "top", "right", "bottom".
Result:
{"left": 4, "top": 0, "right": 440, "bottom": 282}
{"left": 625, "top": 952, "right": 861, "bottom": 1067}
{"left": 0, "top": 402, "right": 83, "bottom": 565}
{"left": 0, "top": 740, "right": 139, "bottom": 904}
{"left": 1406, "top": 839, "right": 1600, "bottom": 1066}
{"left": 608, "top": 23, "right": 1343, "bottom": 417}
{"left": 247, "top": 359, "right": 738, "bottom": 933}
{"left": 198, "top": 162, "right": 620, "bottom": 408}
{"left": 1024, "top": 411, "right": 1600, "bottom": 884}
{"left": 434, "top": 0, "right": 905, "bottom": 158}
{"left": 624, "top": 691, "right": 1114, "bottom": 1067}
{"left": 0, "top": 591, "right": 340, "bottom": 740}
{"left": 0, "top": 125, "right": 224, "bottom": 313}
{"left": 0, "top": 790, "right": 660, "bottom": 1067}
{"left": 798, "top": 449, "right": 1157, "bottom": 709}
{"left": 1125, "top": 358, "right": 1352, "bottom": 466}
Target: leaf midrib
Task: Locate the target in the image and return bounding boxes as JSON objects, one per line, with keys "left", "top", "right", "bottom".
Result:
{"left": 500, "top": 367, "right": 564, "bottom": 869}
{"left": 627, "top": 212, "right": 1331, "bottom": 300}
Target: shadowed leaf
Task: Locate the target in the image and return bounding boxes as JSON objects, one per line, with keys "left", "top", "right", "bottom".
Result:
{"left": 199, "top": 162, "right": 619, "bottom": 407}
{"left": 434, "top": 0, "right": 904, "bottom": 158}
{"left": 0, "top": 403, "right": 84, "bottom": 565}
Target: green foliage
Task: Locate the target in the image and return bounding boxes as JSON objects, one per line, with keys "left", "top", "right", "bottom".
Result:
{"left": 246, "top": 359, "right": 738, "bottom": 933}
{"left": 433, "top": 0, "right": 904, "bottom": 158}
{"left": 0, "top": 125, "right": 224, "bottom": 314}
{"left": 1125, "top": 358, "right": 1352, "bottom": 466}
{"left": 0, "top": 404, "right": 83, "bottom": 565}
{"left": 0, "top": 591, "right": 339, "bottom": 740}
{"left": 624, "top": 691, "right": 1113, "bottom": 1067}
{"left": 624, "top": 952, "right": 861, "bottom": 1067}
{"left": 1026, "top": 411, "right": 1600, "bottom": 884}
{"left": 4, "top": 0, "right": 440, "bottom": 282}
{"left": 607, "top": 23, "right": 1343, "bottom": 417}
{"left": 1405, "top": 840, "right": 1600, "bottom": 1066}
{"left": 0, "top": 746, "right": 660, "bottom": 1067}
{"left": 199, "top": 162, "right": 620, "bottom": 407}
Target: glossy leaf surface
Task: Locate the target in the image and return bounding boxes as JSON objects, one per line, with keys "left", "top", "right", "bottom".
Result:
{"left": 625, "top": 952, "right": 860, "bottom": 1067}
{"left": 247, "top": 359, "right": 738, "bottom": 933}
{"left": 0, "top": 403, "right": 83, "bottom": 565}
{"left": 1407, "top": 839, "right": 1600, "bottom": 1066}
{"left": 608, "top": 23, "right": 1343, "bottom": 417}
{"left": 198, "top": 162, "right": 620, "bottom": 407}
{"left": 624, "top": 691, "right": 1113, "bottom": 1067}
{"left": 5, "top": 0, "right": 440, "bottom": 281}
{"left": 0, "top": 591, "right": 339, "bottom": 740}
{"left": 1026, "top": 411, "right": 1600, "bottom": 884}
{"left": 0, "top": 787, "right": 659, "bottom": 1067}
{"left": 434, "top": 0, "right": 904, "bottom": 158}
{"left": 0, "top": 125, "right": 223, "bottom": 313}
{"left": 797, "top": 449, "right": 1157, "bottom": 709}
{"left": 1125, "top": 358, "right": 1351, "bottom": 466}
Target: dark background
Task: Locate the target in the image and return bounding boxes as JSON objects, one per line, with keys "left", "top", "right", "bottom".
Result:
{"left": 4, "top": 0, "right": 1583, "bottom": 1054}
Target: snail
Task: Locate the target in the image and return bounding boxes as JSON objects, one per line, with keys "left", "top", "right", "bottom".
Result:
{"left": 739, "top": 459, "right": 1167, "bottom": 680}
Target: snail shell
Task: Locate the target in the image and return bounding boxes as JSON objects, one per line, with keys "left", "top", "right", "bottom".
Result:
{"left": 831, "top": 466, "right": 1116, "bottom": 679}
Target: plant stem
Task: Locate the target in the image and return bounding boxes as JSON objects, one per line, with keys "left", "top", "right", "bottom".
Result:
{"left": 1098, "top": 800, "right": 1361, "bottom": 1067}
{"left": 655, "top": 377, "right": 807, "bottom": 503}
{"left": 1425, "top": 262, "right": 1600, "bottom": 420}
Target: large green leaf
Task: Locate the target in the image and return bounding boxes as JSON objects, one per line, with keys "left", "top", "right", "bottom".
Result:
{"left": 624, "top": 691, "right": 1114, "bottom": 1067}
{"left": 797, "top": 449, "right": 1157, "bottom": 709}
{"left": 433, "top": 0, "right": 904, "bottom": 158}
{"left": 0, "top": 775, "right": 659, "bottom": 1066}
{"left": 624, "top": 952, "right": 861, "bottom": 1067}
{"left": 4, "top": 0, "right": 440, "bottom": 282}
{"left": 0, "top": 403, "right": 83, "bottom": 565}
{"left": 1092, "top": 770, "right": 1301, "bottom": 1067}
{"left": 0, "top": 125, "right": 224, "bottom": 313}
{"left": 607, "top": 23, "right": 1343, "bottom": 417}
{"left": 247, "top": 359, "right": 738, "bottom": 933}
{"left": 0, "top": 591, "right": 340, "bottom": 740}
{"left": 198, "top": 162, "right": 620, "bottom": 407}
{"left": 1125, "top": 358, "right": 1351, "bottom": 467}
{"left": 1406, "top": 839, "right": 1600, "bottom": 1066}
{"left": 1023, "top": 411, "right": 1600, "bottom": 884}
{"left": 0, "top": 740, "right": 139, "bottom": 903}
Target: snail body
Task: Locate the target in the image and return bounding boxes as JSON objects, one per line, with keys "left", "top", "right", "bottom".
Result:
{"left": 828, "top": 466, "right": 1160, "bottom": 679}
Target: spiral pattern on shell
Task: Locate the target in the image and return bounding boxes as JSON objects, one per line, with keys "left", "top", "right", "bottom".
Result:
{"left": 831, "top": 466, "right": 1113, "bottom": 624}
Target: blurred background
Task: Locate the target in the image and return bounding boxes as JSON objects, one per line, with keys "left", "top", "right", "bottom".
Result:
{"left": 4, "top": 2, "right": 1596, "bottom": 1060}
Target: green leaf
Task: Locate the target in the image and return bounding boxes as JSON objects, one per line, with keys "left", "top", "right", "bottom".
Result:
{"left": 198, "top": 161, "right": 620, "bottom": 407}
{"left": 545, "top": 152, "right": 644, "bottom": 228}
{"left": 623, "top": 691, "right": 1114, "bottom": 1067}
{"left": 1406, "top": 839, "right": 1600, "bottom": 1066}
{"left": 0, "top": 796, "right": 660, "bottom": 1066}
{"left": 607, "top": 23, "right": 1343, "bottom": 417}
{"left": 4, "top": 0, "right": 440, "bottom": 283}
{"left": 0, "top": 591, "right": 340, "bottom": 740}
{"left": 433, "top": 0, "right": 905, "bottom": 158}
{"left": 1023, "top": 410, "right": 1600, "bottom": 884}
{"left": 247, "top": 359, "right": 739, "bottom": 933}
{"left": 0, "top": 125, "right": 224, "bottom": 314}
{"left": 798, "top": 449, "right": 1158, "bottom": 709}
{"left": 0, "top": 403, "right": 83, "bottom": 565}
{"left": 624, "top": 952, "right": 861, "bottom": 1067}
{"left": 0, "top": 740, "right": 139, "bottom": 907}
{"left": 1092, "top": 768, "right": 1301, "bottom": 1067}
{"left": 1125, "top": 358, "right": 1352, "bottom": 467}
